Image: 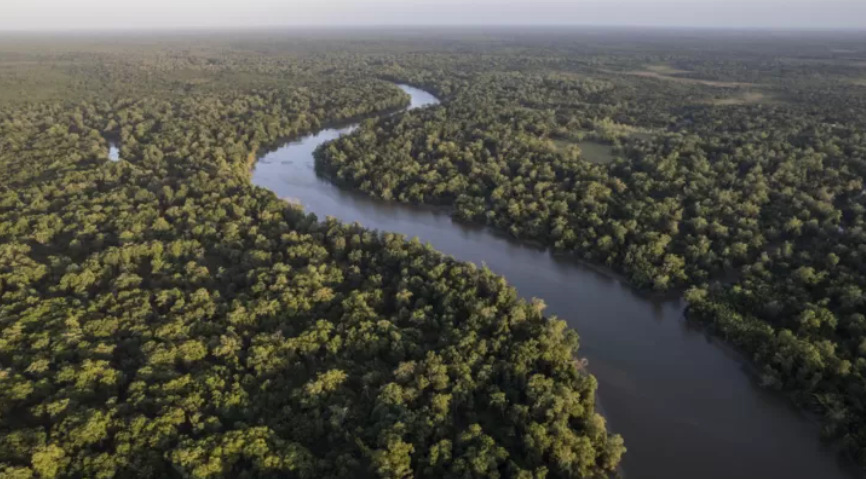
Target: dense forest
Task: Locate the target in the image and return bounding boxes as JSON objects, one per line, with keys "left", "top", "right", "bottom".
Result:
{"left": 314, "top": 31, "right": 866, "bottom": 466}
{"left": 0, "top": 35, "right": 626, "bottom": 478}
{"left": 2, "top": 29, "right": 866, "bottom": 477}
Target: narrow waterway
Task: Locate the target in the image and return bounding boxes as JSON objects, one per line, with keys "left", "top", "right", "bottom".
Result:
{"left": 251, "top": 84, "right": 853, "bottom": 479}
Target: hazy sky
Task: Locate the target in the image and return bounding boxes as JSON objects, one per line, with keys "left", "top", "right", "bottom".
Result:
{"left": 2, "top": 0, "right": 865, "bottom": 31}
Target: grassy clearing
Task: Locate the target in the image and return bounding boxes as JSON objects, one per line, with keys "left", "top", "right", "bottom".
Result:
{"left": 605, "top": 64, "right": 757, "bottom": 88}
{"left": 551, "top": 125, "right": 653, "bottom": 164}
{"left": 610, "top": 64, "right": 770, "bottom": 103}
{"left": 578, "top": 140, "right": 616, "bottom": 164}
{"left": 709, "top": 91, "right": 771, "bottom": 106}
{"left": 552, "top": 138, "right": 616, "bottom": 164}
{"left": 644, "top": 64, "right": 691, "bottom": 75}
{"left": 627, "top": 70, "right": 755, "bottom": 88}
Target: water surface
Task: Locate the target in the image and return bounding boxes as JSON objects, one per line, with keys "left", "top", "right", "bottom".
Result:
{"left": 251, "top": 83, "right": 852, "bottom": 479}
{"left": 108, "top": 142, "right": 120, "bottom": 162}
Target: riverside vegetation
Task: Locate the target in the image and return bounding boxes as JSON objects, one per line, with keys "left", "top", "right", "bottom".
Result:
{"left": 1, "top": 29, "right": 866, "bottom": 477}
{"left": 0, "top": 33, "right": 625, "bottom": 479}
{"left": 316, "top": 30, "right": 866, "bottom": 467}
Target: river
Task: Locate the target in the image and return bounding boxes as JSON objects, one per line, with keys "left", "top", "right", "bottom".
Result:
{"left": 251, "top": 84, "right": 853, "bottom": 479}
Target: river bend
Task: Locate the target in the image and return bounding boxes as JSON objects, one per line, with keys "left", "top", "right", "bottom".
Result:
{"left": 251, "top": 83, "right": 851, "bottom": 479}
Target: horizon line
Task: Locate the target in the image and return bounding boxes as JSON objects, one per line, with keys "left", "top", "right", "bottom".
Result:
{"left": 3, "top": 24, "right": 866, "bottom": 35}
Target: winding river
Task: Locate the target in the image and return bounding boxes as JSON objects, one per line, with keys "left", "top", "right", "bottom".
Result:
{"left": 251, "top": 84, "right": 853, "bottom": 479}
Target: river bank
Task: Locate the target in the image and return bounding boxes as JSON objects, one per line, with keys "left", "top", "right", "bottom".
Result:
{"left": 250, "top": 82, "right": 854, "bottom": 479}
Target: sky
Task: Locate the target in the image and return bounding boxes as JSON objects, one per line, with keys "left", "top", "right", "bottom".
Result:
{"left": 2, "top": 0, "right": 865, "bottom": 31}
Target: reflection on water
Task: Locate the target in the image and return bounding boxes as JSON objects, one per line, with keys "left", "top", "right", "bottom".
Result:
{"left": 251, "top": 83, "right": 853, "bottom": 479}
{"left": 108, "top": 142, "right": 120, "bottom": 162}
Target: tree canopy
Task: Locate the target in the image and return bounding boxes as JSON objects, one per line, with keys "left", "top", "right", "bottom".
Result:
{"left": 0, "top": 34, "right": 630, "bottom": 478}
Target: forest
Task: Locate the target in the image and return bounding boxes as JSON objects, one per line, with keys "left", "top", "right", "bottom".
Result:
{"left": 314, "top": 30, "right": 866, "bottom": 467}
{"left": 0, "top": 33, "right": 626, "bottom": 478}
{"left": 1, "top": 29, "right": 866, "bottom": 477}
